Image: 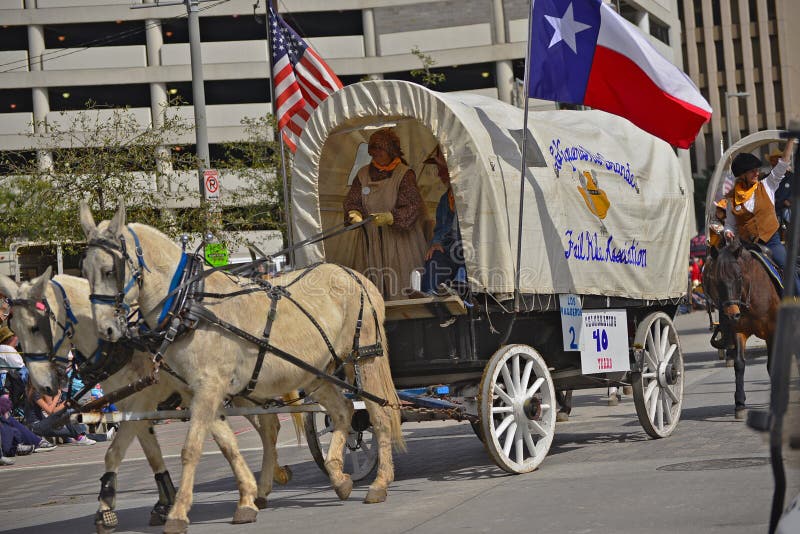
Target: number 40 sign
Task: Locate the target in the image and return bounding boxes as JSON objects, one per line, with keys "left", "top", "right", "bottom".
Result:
{"left": 579, "top": 309, "right": 629, "bottom": 374}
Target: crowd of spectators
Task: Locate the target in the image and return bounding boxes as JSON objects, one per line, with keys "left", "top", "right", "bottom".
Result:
{"left": 0, "top": 322, "right": 113, "bottom": 466}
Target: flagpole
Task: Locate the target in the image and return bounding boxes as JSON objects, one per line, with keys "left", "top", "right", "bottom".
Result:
{"left": 514, "top": 0, "right": 536, "bottom": 312}
{"left": 265, "top": 0, "right": 295, "bottom": 267}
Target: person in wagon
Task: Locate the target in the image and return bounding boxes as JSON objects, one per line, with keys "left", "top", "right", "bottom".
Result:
{"left": 420, "top": 145, "right": 465, "bottom": 295}
{"left": 723, "top": 137, "right": 797, "bottom": 279}
{"left": 344, "top": 128, "right": 428, "bottom": 300}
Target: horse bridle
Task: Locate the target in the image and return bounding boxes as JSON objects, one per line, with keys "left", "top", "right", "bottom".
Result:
{"left": 8, "top": 280, "right": 77, "bottom": 366}
{"left": 85, "top": 227, "right": 149, "bottom": 320}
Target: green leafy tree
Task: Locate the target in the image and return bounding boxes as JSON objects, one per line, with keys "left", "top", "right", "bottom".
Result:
{"left": 214, "top": 115, "right": 288, "bottom": 239}
{"left": 410, "top": 46, "right": 446, "bottom": 88}
{"left": 0, "top": 104, "right": 287, "bottom": 250}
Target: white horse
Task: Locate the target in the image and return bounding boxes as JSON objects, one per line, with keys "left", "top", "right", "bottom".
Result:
{"left": 0, "top": 270, "right": 299, "bottom": 533}
{"left": 79, "top": 202, "right": 403, "bottom": 534}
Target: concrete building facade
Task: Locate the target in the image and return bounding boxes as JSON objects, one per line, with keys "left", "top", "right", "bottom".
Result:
{"left": 678, "top": 0, "right": 800, "bottom": 174}
{"left": 0, "top": 0, "right": 686, "bottom": 161}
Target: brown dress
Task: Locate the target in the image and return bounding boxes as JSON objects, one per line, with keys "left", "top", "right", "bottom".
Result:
{"left": 345, "top": 163, "right": 428, "bottom": 300}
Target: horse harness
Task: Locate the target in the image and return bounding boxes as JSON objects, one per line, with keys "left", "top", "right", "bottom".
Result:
{"left": 86, "top": 228, "right": 390, "bottom": 408}
{"left": 9, "top": 279, "right": 135, "bottom": 403}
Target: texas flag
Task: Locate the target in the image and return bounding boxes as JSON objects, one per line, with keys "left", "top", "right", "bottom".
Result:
{"left": 528, "top": 0, "right": 712, "bottom": 149}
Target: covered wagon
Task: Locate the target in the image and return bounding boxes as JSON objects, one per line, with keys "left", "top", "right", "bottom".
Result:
{"left": 291, "top": 80, "right": 693, "bottom": 474}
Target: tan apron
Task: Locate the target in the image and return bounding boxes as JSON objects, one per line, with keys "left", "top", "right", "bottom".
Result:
{"left": 353, "top": 163, "right": 428, "bottom": 300}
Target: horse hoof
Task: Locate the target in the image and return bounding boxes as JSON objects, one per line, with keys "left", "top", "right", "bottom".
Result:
{"left": 725, "top": 359, "right": 735, "bottom": 368}
{"left": 607, "top": 395, "right": 620, "bottom": 406}
{"left": 556, "top": 411, "right": 569, "bottom": 423}
{"left": 735, "top": 408, "right": 747, "bottom": 420}
{"left": 622, "top": 385, "right": 633, "bottom": 396}
{"left": 232, "top": 505, "right": 258, "bottom": 524}
{"left": 275, "top": 464, "right": 293, "bottom": 485}
{"left": 95, "top": 510, "right": 118, "bottom": 534}
{"left": 163, "top": 518, "right": 189, "bottom": 534}
{"left": 254, "top": 496, "right": 268, "bottom": 510}
{"left": 334, "top": 476, "right": 353, "bottom": 500}
{"left": 364, "top": 487, "right": 387, "bottom": 504}
{"left": 150, "top": 503, "right": 170, "bottom": 526}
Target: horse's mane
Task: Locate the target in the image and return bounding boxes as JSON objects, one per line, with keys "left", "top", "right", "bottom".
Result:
{"left": 715, "top": 244, "right": 744, "bottom": 281}
{"left": 127, "top": 222, "right": 181, "bottom": 274}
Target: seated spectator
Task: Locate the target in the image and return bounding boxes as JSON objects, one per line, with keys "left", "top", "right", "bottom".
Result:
{"left": 420, "top": 145, "right": 466, "bottom": 295}
{"left": 0, "top": 394, "right": 56, "bottom": 462}
{"left": 0, "top": 327, "right": 27, "bottom": 386}
{"left": 24, "top": 382, "right": 103, "bottom": 445}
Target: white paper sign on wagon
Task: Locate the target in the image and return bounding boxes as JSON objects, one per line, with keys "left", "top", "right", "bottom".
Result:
{"left": 559, "top": 294, "right": 583, "bottom": 352}
{"left": 580, "top": 309, "right": 629, "bottom": 374}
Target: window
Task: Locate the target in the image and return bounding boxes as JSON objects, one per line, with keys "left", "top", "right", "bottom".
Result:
{"left": 617, "top": 1, "right": 639, "bottom": 25}
{"left": 715, "top": 40, "right": 725, "bottom": 72}
{"left": 0, "top": 89, "right": 32, "bottom": 114}
{"left": 200, "top": 15, "right": 268, "bottom": 42}
{"left": 386, "top": 62, "right": 496, "bottom": 92}
{"left": 168, "top": 79, "right": 270, "bottom": 106}
{"left": 48, "top": 84, "right": 151, "bottom": 111}
{"left": 0, "top": 151, "right": 36, "bottom": 175}
{"left": 751, "top": 36, "right": 761, "bottom": 69}
{"left": 650, "top": 18, "right": 670, "bottom": 45}
{"left": 0, "top": 25, "right": 27, "bottom": 52}
{"left": 281, "top": 10, "right": 363, "bottom": 37}
{"left": 44, "top": 21, "right": 146, "bottom": 48}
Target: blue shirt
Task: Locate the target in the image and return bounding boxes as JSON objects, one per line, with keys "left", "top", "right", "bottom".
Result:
{"left": 431, "top": 189, "right": 460, "bottom": 248}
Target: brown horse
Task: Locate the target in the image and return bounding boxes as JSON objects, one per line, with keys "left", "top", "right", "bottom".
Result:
{"left": 704, "top": 237, "right": 780, "bottom": 419}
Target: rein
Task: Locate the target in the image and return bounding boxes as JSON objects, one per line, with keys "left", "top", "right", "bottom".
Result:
{"left": 85, "top": 216, "right": 389, "bottom": 406}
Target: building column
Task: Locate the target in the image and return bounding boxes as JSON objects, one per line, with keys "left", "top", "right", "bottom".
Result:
{"left": 145, "top": 14, "right": 173, "bottom": 189}
{"left": 491, "top": 0, "right": 513, "bottom": 104}
{"left": 362, "top": 8, "right": 382, "bottom": 81}
{"left": 25, "top": 0, "right": 52, "bottom": 171}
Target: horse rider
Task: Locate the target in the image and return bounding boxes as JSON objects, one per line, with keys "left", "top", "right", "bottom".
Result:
{"left": 723, "top": 137, "right": 798, "bottom": 281}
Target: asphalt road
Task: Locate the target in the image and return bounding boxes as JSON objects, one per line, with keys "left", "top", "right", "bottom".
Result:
{"left": 0, "top": 310, "right": 797, "bottom": 534}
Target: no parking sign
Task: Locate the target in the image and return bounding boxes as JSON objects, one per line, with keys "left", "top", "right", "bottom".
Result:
{"left": 204, "top": 169, "right": 220, "bottom": 201}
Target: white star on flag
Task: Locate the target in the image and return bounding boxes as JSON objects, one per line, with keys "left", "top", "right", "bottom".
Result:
{"left": 545, "top": 2, "right": 592, "bottom": 54}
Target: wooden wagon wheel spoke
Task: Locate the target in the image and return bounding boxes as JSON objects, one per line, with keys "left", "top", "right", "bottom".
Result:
{"left": 494, "top": 384, "right": 514, "bottom": 405}
{"left": 479, "top": 345, "right": 556, "bottom": 474}
{"left": 632, "top": 312, "right": 684, "bottom": 439}
{"left": 500, "top": 364, "right": 516, "bottom": 396}
{"left": 525, "top": 377, "right": 545, "bottom": 398}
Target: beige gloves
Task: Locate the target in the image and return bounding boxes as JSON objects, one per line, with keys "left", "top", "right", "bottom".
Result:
{"left": 371, "top": 212, "right": 394, "bottom": 226}
{"left": 348, "top": 210, "right": 363, "bottom": 224}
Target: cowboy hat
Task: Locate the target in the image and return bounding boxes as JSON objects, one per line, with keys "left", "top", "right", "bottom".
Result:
{"left": 768, "top": 147, "right": 783, "bottom": 159}
{"left": 731, "top": 152, "right": 761, "bottom": 177}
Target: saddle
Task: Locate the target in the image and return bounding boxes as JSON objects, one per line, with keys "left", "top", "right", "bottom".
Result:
{"left": 742, "top": 242, "right": 784, "bottom": 296}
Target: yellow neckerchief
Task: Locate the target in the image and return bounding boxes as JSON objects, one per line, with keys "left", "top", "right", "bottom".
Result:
{"left": 372, "top": 157, "right": 401, "bottom": 172}
{"left": 733, "top": 179, "right": 758, "bottom": 206}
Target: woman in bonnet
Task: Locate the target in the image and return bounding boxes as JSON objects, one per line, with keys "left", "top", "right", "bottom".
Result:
{"left": 343, "top": 128, "right": 428, "bottom": 300}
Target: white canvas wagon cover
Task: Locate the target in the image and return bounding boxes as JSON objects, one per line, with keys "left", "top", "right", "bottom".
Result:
{"left": 291, "top": 80, "right": 691, "bottom": 300}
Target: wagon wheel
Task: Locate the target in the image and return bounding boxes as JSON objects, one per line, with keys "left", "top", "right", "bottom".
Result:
{"left": 631, "top": 312, "right": 684, "bottom": 438}
{"left": 478, "top": 344, "right": 556, "bottom": 474}
{"left": 303, "top": 407, "right": 378, "bottom": 482}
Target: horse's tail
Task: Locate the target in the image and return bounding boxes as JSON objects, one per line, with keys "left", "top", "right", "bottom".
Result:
{"left": 342, "top": 266, "right": 405, "bottom": 452}
{"left": 281, "top": 391, "right": 304, "bottom": 445}
{"left": 367, "top": 287, "right": 405, "bottom": 453}
{"left": 375, "top": 320, "right": 405, "bottom": 453}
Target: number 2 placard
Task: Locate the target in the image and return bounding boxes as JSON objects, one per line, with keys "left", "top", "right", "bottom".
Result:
{"left": 579, "top": 309, "right": 629, "bottom": 374}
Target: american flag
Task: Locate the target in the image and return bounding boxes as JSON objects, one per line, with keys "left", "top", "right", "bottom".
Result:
{"left": 269, "top": 8, "right": 343, "bottom": 152}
